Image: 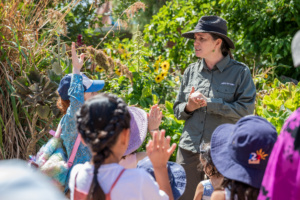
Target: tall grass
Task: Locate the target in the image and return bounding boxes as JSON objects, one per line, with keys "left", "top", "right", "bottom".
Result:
{"left": 0, "top": 0, "right": 80, "bottom": 159}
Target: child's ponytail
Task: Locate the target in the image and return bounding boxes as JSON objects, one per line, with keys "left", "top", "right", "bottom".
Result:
{"left": 76, "top": 94, "right": 130, "bottom": 200}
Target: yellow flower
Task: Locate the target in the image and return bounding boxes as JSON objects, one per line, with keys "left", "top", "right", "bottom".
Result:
{"left": 264, "top": 74, "right": 268, "bottom": 79}
{"left": 95, "top": 65, "right": 104, "bottom": 72}
{"left": 160, "top": 72, "right": 167, "bottom": 80}
{"left": 115, "top": 68, "right": 121, "bottom": 76}
{"left": 161, "top": 61, "right": 170, "bottom": 72}
{"left": 175, "top": 76, "right": 179, "bottom": 82}
{"left": 155, "top": 74, "right": 163, "bottom": 83}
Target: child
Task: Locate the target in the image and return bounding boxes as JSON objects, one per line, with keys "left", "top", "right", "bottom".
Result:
{"left": 69, "top": 93, "right": 177, "bottom": 200}
{"left": 193, "top": 143, "right": 223, "bottom": 200}
{"left": 209, "top": 116, "right": 277, "bottom": 200}
{"left": 34, "top": 42, "right": 105, "bottom": 191}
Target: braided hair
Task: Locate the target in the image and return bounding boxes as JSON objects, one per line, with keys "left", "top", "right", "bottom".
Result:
{"left": 76, "top": 93, "right": 130, "bottom": 200}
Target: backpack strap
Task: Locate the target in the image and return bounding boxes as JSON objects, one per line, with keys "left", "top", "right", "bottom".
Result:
{"left": 105, "top": 168, "right": 126, "bottom": 200}
{"left": 68, "top": 134, "right": 82, "bottom": 168}
{"left": 74, "top": 171, "right": 88, "bottom": 200}
{"left": 51, "top": 120, "right": 81, "bottom": 168}
{"left": 54, "top": 122, "right": 62, "bottom": 138}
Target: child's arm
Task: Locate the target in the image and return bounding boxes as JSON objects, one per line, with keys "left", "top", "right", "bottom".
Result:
{"left": 65, "top": 42, "right": 86, "bottom": 120}
{"left": 146, "top": 130, "right": 176, "bottom": 200}
{"left": 193, "top": 182, "right": 204, "bottom": 200}
{"left": 148, "top": 104, "right": 162, "bottom": 136}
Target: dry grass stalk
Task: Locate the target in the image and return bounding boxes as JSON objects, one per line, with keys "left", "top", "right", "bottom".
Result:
{"left": 125, "top": 2, "right": 146, "bottom": 19}
{"left": 0, "top": 0, "right": 75, "bottom": 159}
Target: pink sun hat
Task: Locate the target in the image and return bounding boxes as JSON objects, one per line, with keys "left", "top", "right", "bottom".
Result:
{"left": 124, "top": 106, "right": 148, "bottom": 156}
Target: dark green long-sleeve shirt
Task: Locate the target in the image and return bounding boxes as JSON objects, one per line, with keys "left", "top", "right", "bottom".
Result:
{"left": 173, "top": 55, "right": 256, "bottom": 153}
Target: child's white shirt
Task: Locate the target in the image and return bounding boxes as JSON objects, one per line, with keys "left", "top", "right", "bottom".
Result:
{"left": 69, "top": 162, "right": 169, "bottom": 200}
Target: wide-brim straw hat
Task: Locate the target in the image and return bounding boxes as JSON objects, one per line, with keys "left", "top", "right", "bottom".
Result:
{"left": 124, "top": 107, "right": 148, "bottom": 156}
{"left": 182, "top": 15, "right": 235, "bottom": 49}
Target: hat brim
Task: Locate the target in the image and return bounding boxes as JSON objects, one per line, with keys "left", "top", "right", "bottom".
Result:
{"left": 124, "top": 107, "right": 148, "bottom": 156}
{"left": 182, "top": 30, "right": 235, "bottom": 49}
{"left": 85, "top": 80, "right": 105, "bottom": 92}
{"left": 211, "top": 124, "right": 265, "bottom": 189}
{"left": 292, "top": 30, "right": 300, "bottom": 68}
{"left": 137, "top": 157, "right": 186, "bottom": 200}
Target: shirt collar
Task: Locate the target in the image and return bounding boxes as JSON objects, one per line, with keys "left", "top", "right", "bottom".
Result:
{"left": 216, "top": 54, "right": 230, "bottom": 72}
{"left": 199, "top": 54, "right": 231, "bottom": 72}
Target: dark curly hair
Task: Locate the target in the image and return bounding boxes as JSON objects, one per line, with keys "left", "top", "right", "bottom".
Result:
{"left": 76, "top": 93, "right": 131, "bottom": 200}
{"left": 198, "top": 143, "right": 221, "bottom": 178}
{"left": 222, "top": 178, "right": 259, "bottom": 200}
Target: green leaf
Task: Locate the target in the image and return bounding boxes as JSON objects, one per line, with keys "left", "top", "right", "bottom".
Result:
{"left": 165, "top": 101, "right": 174, "bottom": 114}
{"left": 36, "top": 105, "right": 50, "bottom": 119}
{"left": 52, "top": 61, "right": 62, "bottom": 75}
{"left": 141, "top": 86, "right": 151, "bottom": 99}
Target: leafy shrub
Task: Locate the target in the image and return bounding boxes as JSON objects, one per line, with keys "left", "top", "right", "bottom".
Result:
{"left": 255, "top": 78, "right": 300, "bottom": 133}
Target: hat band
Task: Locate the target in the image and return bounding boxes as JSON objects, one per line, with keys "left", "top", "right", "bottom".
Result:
{"left": 195, "top": 23, "right": 227, "bottom": 36}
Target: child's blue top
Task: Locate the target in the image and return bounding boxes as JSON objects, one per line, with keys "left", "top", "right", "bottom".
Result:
{"left": 60, "top": 74, "right": 92, "bottom": 187}
{"left": 201, "top": 179, "right": 214, "bottom": 200}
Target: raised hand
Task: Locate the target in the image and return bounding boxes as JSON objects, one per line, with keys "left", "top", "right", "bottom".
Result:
{"left": 71, "top": 42, "right": 85, "bottom": 74}
{"left": 146, "top": 129, "right": 176, "bottom": 168}
{"left": 148, "top": 104, "right": 162, "bottom": 135}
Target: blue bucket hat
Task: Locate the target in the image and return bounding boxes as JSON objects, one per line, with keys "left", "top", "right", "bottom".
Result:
{"left": 58, "top": 73, "right": 105, "bottom": 100}
{"left": 137, "top": 157, "right": 186, "bottom": 200}
{"left": 211, "top": 115, "right": 277, "bottom": 189}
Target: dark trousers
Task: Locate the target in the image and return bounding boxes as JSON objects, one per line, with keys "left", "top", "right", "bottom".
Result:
{"left": 176, "top": 147, "right": 205, "bottom": 200}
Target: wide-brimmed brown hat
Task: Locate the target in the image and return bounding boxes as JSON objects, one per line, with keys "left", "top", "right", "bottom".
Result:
{"left": 182, "top": 15, "right": 235, "bottom": 49}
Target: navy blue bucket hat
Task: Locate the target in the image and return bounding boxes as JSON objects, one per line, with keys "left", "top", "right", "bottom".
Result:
{"left": 182, "top": 15, "right": 235, "bottom": 49}
{"left": 58, "top": 73, "right": 105, "bottom": 100}
{"left": 211, "top": 115, "right": 277, "bottom": 189}
{"left": 137, "top": 157, "right": 186, "bottom": 200}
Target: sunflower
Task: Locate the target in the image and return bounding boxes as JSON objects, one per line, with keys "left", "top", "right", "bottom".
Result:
{"left": 161, "top": 61, "right": 170, "bottom": 72}
{"left": 160, "top": 72, "right": 167, "bottom": 80}
{"left": 115, "top": 68, "right": 121, "bottom": 76}
{"left": 175, "top": 76, "right": 179, "bottom": 82}
{"left": 95, "top": 65, "right": 104, "bottom": 72}
{"left": 155, "top": 74, "right": 163, "bottom": 83}
{"left": 264, "top": 74, "right": 268, "bottom": 79}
